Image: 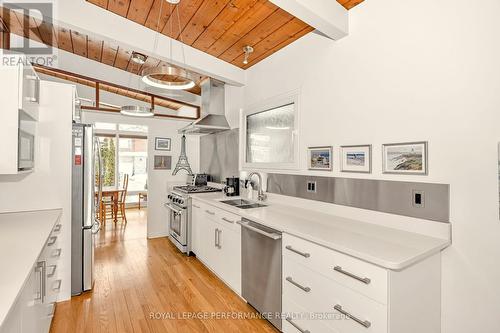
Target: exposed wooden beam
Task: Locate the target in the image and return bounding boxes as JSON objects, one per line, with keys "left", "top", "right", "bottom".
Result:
{"left": 269, "top": 0, "right": 348, "bottom": 40}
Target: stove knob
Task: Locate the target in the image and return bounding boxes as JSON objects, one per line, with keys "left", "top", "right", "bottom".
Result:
{"left": 168, "top": 194, "right": 172, "bottom": 200}
{"left": 179, "top": 199, "right": 184, "bottom": 205}
{"left": 175, "top": 198, "right": 181, "bottom": 204}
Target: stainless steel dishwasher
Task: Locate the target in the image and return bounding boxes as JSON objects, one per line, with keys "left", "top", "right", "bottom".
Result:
{"left": 239, "top": 218, "right": 282, "bottom": 330}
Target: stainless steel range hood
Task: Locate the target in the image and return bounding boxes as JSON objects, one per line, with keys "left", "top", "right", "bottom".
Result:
{"left": 179, "top": 78, "right": 230, "bottom": 135}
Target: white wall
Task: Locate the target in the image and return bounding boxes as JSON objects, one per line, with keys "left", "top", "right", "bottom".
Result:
{"left": 0, "top": 81, "right": 74, "bottom": 301}
{"left": 240, "top": 0, "right": 500, "bottom": 332}
{"left": 81, "top": 111, "right": 199, "bottom": 238}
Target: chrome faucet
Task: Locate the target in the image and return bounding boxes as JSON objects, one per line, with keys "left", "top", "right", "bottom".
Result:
{"left": 245, "top": 172, "right": 267, "bottom": 201}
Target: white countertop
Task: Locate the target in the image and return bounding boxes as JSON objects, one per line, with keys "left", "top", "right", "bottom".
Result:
{"left": 0, "top": 209, "right": 61, "bottom": 327}
{"left": 191, "top": 193, "right": 450, "bottom": 270}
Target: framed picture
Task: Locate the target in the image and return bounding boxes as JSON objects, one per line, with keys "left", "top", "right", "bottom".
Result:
{"left": 341, "top": 145, "right": 372, "bottom": 173}
{"left": 382, "top": 141, "right": 428, "bottom": 175}
{"left": 307, "top": 146, "right": 333, "bottom": 171}
{"left": 155, "top": 137, "right": 171, "bottom": 151}
{"left": 154, "top": 155, "right": 172, "bottom": 170}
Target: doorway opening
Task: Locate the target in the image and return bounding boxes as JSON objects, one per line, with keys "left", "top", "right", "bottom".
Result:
{"left": 94, "top": 122, "right": 148, "bottom": 245}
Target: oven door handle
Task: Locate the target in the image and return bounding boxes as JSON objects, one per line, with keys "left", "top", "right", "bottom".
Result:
{"left": 164, "top": 203, "right": 182, "bottom": 215}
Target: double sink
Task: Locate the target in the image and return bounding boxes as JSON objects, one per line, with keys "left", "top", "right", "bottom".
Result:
{"left": 219, "top": 199, "right": 267, "bottom": 210}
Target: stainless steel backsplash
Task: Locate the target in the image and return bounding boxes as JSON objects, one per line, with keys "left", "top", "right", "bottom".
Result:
{"left": 200, "top": 128, "right": 239, "bottom": 183}
{"left": 267, "top": 173, "right": 450, "bottom": 223}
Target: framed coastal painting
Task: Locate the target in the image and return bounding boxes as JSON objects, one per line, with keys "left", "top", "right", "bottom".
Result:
{"left": 341, "top": 145, "right": 372, "bottom": 173}
{"left": 308, "top": 146, "right": 333, "bottom": 171}
{"left": 155, "top": 137, "right": 171, "bottom": 151}
{"left": 382, "top": 141, "right": 428, "bottom": 175}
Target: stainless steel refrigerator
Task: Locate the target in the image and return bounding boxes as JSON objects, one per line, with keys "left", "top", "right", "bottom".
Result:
{"left": 71, "top": 123, "right": 103, "bottom": 295}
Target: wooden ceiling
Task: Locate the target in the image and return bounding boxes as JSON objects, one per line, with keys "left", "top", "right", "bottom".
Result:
{"left": 87, "top": 0, "right": 364, "bottom": 69}
{"left": 0, "top": 5, "right": 205, "bottom": 95}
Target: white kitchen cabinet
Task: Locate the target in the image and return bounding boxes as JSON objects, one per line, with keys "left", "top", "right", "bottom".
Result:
{"left": 0, "top": 221, "right": 62, "bottom": 333}
{"left": 282, "top": 233, "right": 442, "bottom": 333}
{"left": 191, "top": 199, "right": 242, "bottom": 294}
{"left": 0, "top": 55, "right": 40, "bottom": 174}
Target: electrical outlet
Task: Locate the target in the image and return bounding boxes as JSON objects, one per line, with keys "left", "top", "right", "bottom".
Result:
{"left": 412, "top": 190, "right": 424, "bottom": 208}
{"left": 307, "top": 181, "right": 317, "bottom": 193}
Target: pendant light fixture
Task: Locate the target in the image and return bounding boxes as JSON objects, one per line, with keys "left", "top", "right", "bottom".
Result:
{"left": 141, "top": 0, "right": 195, "bottom": 91}
{"left": 120, "top": 51, "right": 154, "bottom": 117}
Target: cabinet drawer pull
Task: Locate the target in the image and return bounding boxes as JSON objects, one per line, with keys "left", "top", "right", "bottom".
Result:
{"left": 205, "top": 210, "right": 215, "bottom": 215}
{"left": 333, "top": 266, "right": 371, "bottom": 284}
{"left": 285, "top": 245, "right": 310, "bottom": 258}
{"left": 286, "top": 276, "right": 311, "bottom": 292}
{"left": 51, "top": 248, "right": 62, "bottom": 258}
{"left": 54, "top": 224, "right": 62, "bottom": 232}
{"left": 286, "top": 317, "right": 310, "bottom": 333}
{"left": 334, "top": 304, "right": 371, "bottom": 328}
{"left": 52, "top": 279, "right": 62, "bottom": 291}
{"left": 47, "top": 265, "right": 57, "bottom": 278}
{"left": 47, "top": 236, "right": 57, "bottom": 246}
{"left": 193, "top": 204, "right": 200, "bottom": 208}
{"left": 216, "top": 229, "right": 222, "bottom": 249}
{"left": 221, "top": 217, "right": 235, "bottom": 224}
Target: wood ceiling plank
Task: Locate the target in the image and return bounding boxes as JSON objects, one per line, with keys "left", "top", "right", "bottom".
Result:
{"left": 107, "top": 0, "right": 131, "bottom": 17}
{"left": 161, "top": 0, "right": 204, "bottom": 40}
{"left": 205, "top": 0, "right": 275, "bottom": 57}
{"left": 87, "top": 0, "right": 109, "bottom": 9}
{"left": 70, "top": 30, "right": 88, "bottom": 57}
{"left": 340, "top": 0, "right": 364, "bottom": 10}
{"left": 56, "top": 27, "right": 73, "bottom": 53}
{"left": 114, "top": 46, "right": 132, "bottom": 70}
{"left": 2, "top": 8, "right": 24, "bottom": 39}
{"left": 87, "top": 37, "right": 103, "bottom": 62}
{"left": 101, "top": 41, "right": 118, "bottom": 66}
{"left": 144, "top": 0, "right": 174, "bottom": 32}
{"left": 180, "top": 0, "right": 231, "bottom": 46}
{"left": 240, "top": 24, "right": 313, "bottom": 68}
{"left": 31, "top": 17, "right": 56, "bottom": 46}
{"left": 127, "top": 0, "right": 155, "bottom": 24}
{"left": 231, "top": 17, "right": 309, "bottom": 66}
{"left": 192, "top": 0, "right": 259, "bottom": 52}
{"left": 218, "top": 8, "right": 293, "bottom": 63}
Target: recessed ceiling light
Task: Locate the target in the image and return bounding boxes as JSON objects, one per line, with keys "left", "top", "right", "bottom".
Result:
{"left": 166, "top": 0, "right": 181, "bottom": 4}
{"left": 131, "top": 52, "right": 147, "bottom": 65}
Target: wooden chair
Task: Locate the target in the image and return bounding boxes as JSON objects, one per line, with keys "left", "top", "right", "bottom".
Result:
{"left": 102, "top": 174, "right": 129, "bottom": 224}
{"left": 138, "top": 192, "right": 147, "bottom": 210}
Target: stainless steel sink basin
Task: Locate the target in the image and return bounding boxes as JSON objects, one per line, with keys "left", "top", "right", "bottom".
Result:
{"left": 220, "top": 199, "right": 267, "bottom": 209}
{"left": 220, "top": 199, "right": 253, "bottom": 206}
{"left": 238, "top": 203, "right": 267, "bottom": 209}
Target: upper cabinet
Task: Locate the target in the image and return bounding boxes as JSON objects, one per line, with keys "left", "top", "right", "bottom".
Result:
{"left": 242, "top": 91, "right": 300, "bottom": 170}
{"left": 0, "top": 55, "right": 40, "bottom": 174}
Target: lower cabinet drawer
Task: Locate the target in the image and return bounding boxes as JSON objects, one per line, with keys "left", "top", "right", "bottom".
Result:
{"left": 283, "top": 233, "right": 388, "bottom": 304}
{"left": 283, "top": 256, "right": 388, "bottom": 333}
{"left": 283, "top": 296, "right": 339, "bottom": 333}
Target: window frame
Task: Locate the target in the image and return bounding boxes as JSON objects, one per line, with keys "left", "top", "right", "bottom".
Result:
{"left": 94, "top": 123, "right": 148, "bottom": 203}
{"left": 241, "top": 90, "right": 300, "bottom": 171}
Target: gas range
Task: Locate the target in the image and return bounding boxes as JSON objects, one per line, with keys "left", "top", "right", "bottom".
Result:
{"left": 173, "top": 185, "right": 222, "bottom": 195}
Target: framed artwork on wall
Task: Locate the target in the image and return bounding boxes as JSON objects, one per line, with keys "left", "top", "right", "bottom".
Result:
{"left": 154, "top": 155, "right": 171, "bottom": 170}
{"left": 307, "top": 146, "right": 333, "bottom": 171}
{"left": 341, "top": 145, "right": 372, "bottom": 173}
{"left": 382, "top": 141, "right": 428, "bottom": 175}
{"left": 155, "top": 137, "right": 171, "bottom": 151}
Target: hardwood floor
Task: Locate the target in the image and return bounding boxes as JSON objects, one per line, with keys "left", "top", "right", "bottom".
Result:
{"left": 50, "top": 208, "right": 278, "bottom": 333}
